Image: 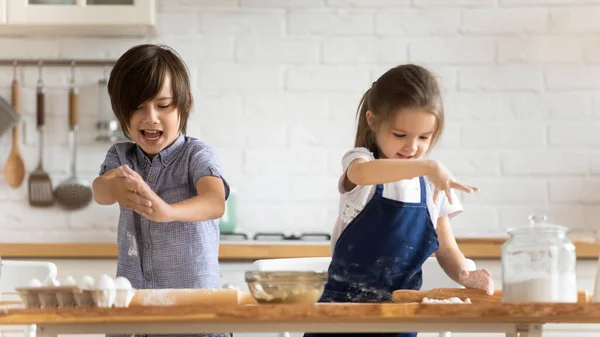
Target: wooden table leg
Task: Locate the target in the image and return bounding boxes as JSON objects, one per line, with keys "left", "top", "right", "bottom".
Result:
{"left": 510, "top": 324, "right": 543, "bottom": 337}
{"left": 36, "top": 326, "right": 57, "bottom": 337}
{"left": 527, "top": 324, "right": 543, "bottom": 337}
{"left": 505, "top": 323, "right": 519, "bottom": 337}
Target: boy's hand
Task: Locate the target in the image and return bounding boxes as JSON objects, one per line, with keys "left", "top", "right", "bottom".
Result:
{"left": 106, "top": 166, "right": 149, "bottom": 211}
{"left": 458, "top": 269, "right": 494, "bottom": 295}
{"left": 116, "top": 165, "right": 174, "bottom": 223}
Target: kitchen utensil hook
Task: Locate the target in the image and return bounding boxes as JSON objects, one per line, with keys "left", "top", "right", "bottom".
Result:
{"left": 70, "top": 61, "right": 76, "bottom": 89}
{"left": 36, "top": 61, "right": 43, "bottom": 90}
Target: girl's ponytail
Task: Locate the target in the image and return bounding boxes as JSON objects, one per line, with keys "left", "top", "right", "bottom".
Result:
{"left": 354, "top": 88, "right": 377, "bottom": 154}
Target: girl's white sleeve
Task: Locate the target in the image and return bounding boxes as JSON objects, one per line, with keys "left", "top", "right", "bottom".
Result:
{"left": 436, "top": 188, "right": 463, "bottom": 219}
{"left": 338, "top": 147, "right": 375, "bottom": 194}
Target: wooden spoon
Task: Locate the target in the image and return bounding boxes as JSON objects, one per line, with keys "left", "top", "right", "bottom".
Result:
{"left": 4, "top": 63, "right": 25, "bottom": 189}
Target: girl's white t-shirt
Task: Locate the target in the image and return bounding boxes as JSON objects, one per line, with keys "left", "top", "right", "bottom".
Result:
{"left": 330, "top": 147, "right": 463, "bottom": 252}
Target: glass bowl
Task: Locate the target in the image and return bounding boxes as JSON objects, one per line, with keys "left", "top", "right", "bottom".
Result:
{"left": 245, "top": 271, "right": 328, "bottom": 304}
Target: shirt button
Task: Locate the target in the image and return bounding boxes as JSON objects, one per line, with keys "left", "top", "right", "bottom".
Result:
{"left": 148, "top": 177, "right": 155, "bottom": 183}
{"left": 163, "top": 159, "right": 169, "bottom": 164}
{"left": 210, "top": 166, "right": 217, "bottom": 172}
{"left": 144, "top": 242, "right": 149, "bottom": 249}
{"left": 145, "top": 273, "right": 152, "bottom": 281}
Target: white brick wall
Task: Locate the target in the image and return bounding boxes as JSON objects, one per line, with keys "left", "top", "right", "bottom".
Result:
{"left": 1, "top": 0, "right": 600, "bottom": 242}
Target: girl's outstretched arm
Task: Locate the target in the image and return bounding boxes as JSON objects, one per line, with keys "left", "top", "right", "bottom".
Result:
{"left": 435, "top": 216, "right": 494, "bottom": 295}
{"left": 345, "top": 158, "right": 476, "bottom": 203}
{"left": 346, "top": 158, "right": 436, "bottom": 188}
{"left": 435, "top": 216, "right": 470, "bottom": 282}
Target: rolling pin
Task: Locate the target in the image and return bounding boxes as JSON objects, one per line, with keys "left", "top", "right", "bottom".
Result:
{"left": 393, "top": 288, "right": 497, "bottom": 303}
{"left": 130, "top": 288, "right": 257, "bottom": 307}
{"left": 392, "top": 288, "right": 591, "bottom": 303}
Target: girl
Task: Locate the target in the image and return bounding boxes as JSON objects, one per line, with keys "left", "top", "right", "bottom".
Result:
{"left": 92, "top": 44, "right": 230, "bottom": 337}
{"left": 304, "top": 64, "right": 493, "bottom": 337}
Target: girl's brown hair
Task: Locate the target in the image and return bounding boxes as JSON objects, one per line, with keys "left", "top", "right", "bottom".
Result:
{"left": 107, "top": 44, "right": 193, "bottom": 139}
{"left": 355, "top": 64, "right": 444, "bottom": 155}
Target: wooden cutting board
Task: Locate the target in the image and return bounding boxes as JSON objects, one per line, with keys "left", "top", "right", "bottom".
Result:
{"left": 392, "top": 288, "right": 592, "bottom": 303}
{"left": 130, "top": 289, "right": 257, "bottom": 307}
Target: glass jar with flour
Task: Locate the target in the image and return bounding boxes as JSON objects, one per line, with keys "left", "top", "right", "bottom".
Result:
{"left": 501, "top": 214, "right": 577, "bottom": 303}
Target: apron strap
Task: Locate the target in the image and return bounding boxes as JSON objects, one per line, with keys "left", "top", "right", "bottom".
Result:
{"left": 419, "top": 176, "right": 427, "bottom": 204}
{"left": 374, "top": 183, "right": 384, "bottom": 196}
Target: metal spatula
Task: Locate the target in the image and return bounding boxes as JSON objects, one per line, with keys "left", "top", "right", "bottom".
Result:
{"left": 28, "top": 62, "right": 53, "bottom": 207}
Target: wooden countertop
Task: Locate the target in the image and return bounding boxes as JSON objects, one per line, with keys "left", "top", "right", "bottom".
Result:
{"left": 0, "top": 238, "right": 597, "bottom": 260}
{"left": 2, "top": 302, "right": 600, "bottom": 325}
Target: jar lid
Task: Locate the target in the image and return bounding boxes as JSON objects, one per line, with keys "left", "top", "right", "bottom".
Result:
{"left": 506, "top": 214, "right": 568, "bottom": 235}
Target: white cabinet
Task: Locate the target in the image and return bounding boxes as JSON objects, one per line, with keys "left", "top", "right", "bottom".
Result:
{"left": 0, "top": 0, "right": 155, "bottom": 37}
{"left": 0, "top": 1, "right": 6, "bottom": 24}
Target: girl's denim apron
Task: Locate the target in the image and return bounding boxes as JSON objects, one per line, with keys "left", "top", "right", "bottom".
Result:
{"left": 305, "top": 177, "right": 439, "bottom": 337}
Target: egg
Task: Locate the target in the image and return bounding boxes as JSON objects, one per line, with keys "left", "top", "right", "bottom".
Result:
{"left": 62, "top": 275, "right": 77, "bottom": 286}
{"left": 96, "top": 274, "right": 116, "bottom": 290}
{"left": 92, "top": 274, "right": 117, "bottom": 308}
{"left": 114, "top": 277, "right": 135, "bottom": 308}
{"left": 43, "top": 276, "right": 60, "bottom": 287}
{"left": 28, "top": 278, "right": 42, "bottom": 287}
{"left": 114, "top": 276, "right": 132, "bottom": 290}
{"left": 78, "top": 275, "right": 95, "bottom": 290}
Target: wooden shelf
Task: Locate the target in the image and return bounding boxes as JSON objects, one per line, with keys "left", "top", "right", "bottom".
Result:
{"left": 0, "top": 238, "right": 597, "bottom": 260}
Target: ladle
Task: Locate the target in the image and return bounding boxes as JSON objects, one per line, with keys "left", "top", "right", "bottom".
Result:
{"left": 54, "top": 62, "right": 93, "bottom": 210}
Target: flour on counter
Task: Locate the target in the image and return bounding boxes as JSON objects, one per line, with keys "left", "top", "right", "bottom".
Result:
{"left": 140, "top": 289, "right": 178, "bottom": 306}
{"left": 421, "top": 297, "right": 471, "bottom": 304}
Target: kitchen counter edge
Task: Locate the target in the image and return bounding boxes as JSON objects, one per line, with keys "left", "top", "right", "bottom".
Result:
{"left": 0, "top": 239, "right": 597, "bottom": 260}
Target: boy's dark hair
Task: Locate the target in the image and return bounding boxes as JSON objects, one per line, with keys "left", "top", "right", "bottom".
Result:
{"left": 107, "top": 44, "right": 193, "bottom": 139}
{"left": 355, "top": 64, "right": 444, "bottom": 155}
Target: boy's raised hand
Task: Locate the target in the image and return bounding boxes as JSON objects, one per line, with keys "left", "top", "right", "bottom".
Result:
{"left": 105, "top": 166, "right": 147, "bottom": 210}
{"left": 458, "top": 268, "right": 494, "bottom": 295}
{"left": 115, "top": 165, "right": 174, "bottom": 222}
{"left": 111, "top": 165, "right": 150, "bottom": 211}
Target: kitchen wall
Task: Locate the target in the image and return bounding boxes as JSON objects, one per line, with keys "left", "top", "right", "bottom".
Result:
{"left": 1, "top": 0, "right": 600, "bottom": 242}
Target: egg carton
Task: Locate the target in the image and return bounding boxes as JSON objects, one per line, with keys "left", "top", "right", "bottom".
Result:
{"left": 15, "top": 286, "right": 136, "bottom": 309}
